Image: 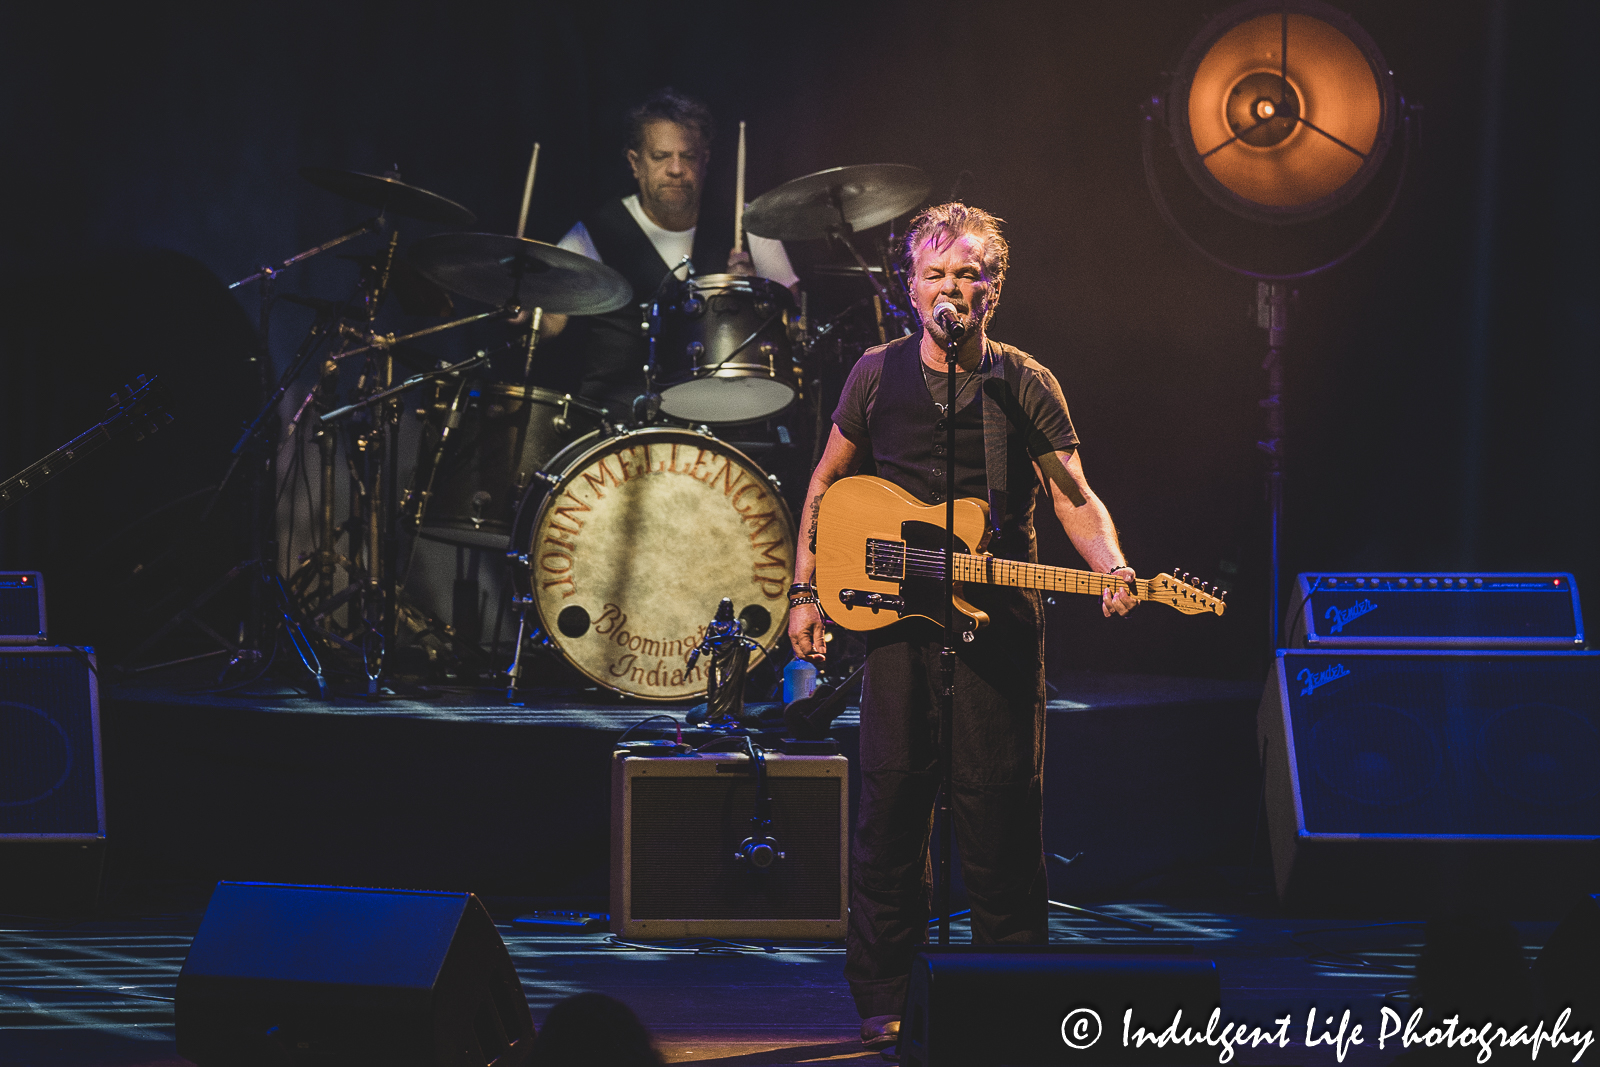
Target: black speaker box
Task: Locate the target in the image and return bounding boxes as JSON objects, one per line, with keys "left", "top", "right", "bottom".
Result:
{"left": 900, "top": 946, "right": 1220, "bottom": 1066}
{"left": 175, "top": 882, "right": 534, "bottom": 1067}
{"left": 1285, "top": 572, "right": 1583, "bottom": 649}
{"left": 1259, "top": 650, "right": 1600, "bottom": 915}
{"left": 0, "top": 645, "right": 105, "bottom": 912}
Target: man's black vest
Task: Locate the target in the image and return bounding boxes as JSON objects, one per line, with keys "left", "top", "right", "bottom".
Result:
{"left": 866, "top": 335, "right": 1043, "bottom": 562}
{"left": 577, "top": 198, "right": 731, "bottom": 417}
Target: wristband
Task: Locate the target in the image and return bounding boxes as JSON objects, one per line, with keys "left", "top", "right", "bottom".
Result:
{"left": 788, "top": 582, "right": 816, "bottom": 595}
{"left": 789, "top": 595, "right": 821, "bottom": 608}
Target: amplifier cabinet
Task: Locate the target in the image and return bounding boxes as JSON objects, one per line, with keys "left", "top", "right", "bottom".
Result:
{"left": 0, "top": 572, "right": 47, "bottom": 644}
{"left": 1286, "top": 572, "right": 1583, "bottom": 649}
{"left": 610, "top": 752, "right": 848, "bottom": 939}
{"left": 1259, "top": 650, "right": 1600, "bottom": 915}
{"left": 0, "top": 645, "right": 106, "bottom": 912}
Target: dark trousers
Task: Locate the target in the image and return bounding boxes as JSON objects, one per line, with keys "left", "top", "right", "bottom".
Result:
{"left": 844, "top": 590, "right": 1049, "bottom": 1019}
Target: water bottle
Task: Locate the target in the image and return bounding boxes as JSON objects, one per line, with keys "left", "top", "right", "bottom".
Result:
{"left": 783, "top": 656, "right": 818, "bottom": 704}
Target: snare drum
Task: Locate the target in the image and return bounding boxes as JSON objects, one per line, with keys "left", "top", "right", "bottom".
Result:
{"left": 412, "top": 383, "right": 603, "bottom": 549}
{"left": 654, "top": 273, "right": 799, "bottom": 424}
{"left": 509, "top": 427, "right": 795, "bottom": 701}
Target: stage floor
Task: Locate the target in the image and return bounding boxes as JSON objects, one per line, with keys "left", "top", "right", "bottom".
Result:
{"left": 4, "top": 892, "right": 1555, "bottom": 1067}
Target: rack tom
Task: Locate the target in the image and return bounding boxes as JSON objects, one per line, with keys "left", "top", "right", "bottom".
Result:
{"left": 654, "top": 273, "right": 799, "bottom": 425}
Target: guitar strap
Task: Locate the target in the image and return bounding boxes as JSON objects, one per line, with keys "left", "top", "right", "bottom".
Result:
{"left": 979, "top": 343, "right": 1024, "bottom": 541}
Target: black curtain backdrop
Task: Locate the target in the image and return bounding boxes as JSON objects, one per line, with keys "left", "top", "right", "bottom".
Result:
{"left": 1, "top": 0, "right": 1594, "bottom": 680}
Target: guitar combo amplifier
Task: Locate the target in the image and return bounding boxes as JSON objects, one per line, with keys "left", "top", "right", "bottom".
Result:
{"left": 1284, "top": 572, "right": 1583, "bottom": 649}
{"left": 0, "top": 572, "right": 48, "bottom": 644}
{"left": 610, "top": 751, "right": 848, "bottom": 938}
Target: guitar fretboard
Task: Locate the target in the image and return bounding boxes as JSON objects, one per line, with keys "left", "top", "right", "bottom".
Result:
{"left": 953, "top": 554, "right": 1147, "bottom": 598}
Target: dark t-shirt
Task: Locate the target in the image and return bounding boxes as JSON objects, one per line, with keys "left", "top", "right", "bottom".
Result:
{"left": 834, "top": 341, "right": 1078, "bottom": 452}
{"left": 833, "top": 337, "right": 1079, "bottom": 560}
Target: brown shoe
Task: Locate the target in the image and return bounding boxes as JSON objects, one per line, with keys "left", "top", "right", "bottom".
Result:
{"left": 860, "top": 1014, "right": 900, "bottom": 1051}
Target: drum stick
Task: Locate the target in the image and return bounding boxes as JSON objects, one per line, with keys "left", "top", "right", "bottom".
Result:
{"left": 516, "top": 141, "right": 541, "bottom": 240}
{"left": 734, "top": 121, "right": 746, "bottom": 254}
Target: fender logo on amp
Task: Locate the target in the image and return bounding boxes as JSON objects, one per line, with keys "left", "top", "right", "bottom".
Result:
{"left": 1298, "top": 663, "right": 1351, "bottom": 696}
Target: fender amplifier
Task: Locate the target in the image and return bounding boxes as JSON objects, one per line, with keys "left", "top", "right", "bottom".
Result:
{"left": 610, "top": 751, "right": 848, "bottom": 939}
{"left": 0, "top": 572, "right": 47, "bottom": 644}
{"left": 1285, "top": 572, "right": 1583, "bottom": 649}
{"left": 1259, "top": 650, "right": 1600, "bottom": 914}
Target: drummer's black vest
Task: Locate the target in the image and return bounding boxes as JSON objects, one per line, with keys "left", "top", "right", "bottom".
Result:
{"left": 578, "top": 198, "right": 731, "bottom": 415}
{"left": 866, "top": 336, "right": 1043, "bottom": 562}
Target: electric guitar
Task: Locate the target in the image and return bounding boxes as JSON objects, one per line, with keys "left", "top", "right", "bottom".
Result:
{"left": 0, "top": 375, "right": 170, "bottom": 512}
{"left": 813, "top": 475, "right": 1225, "bottom": 637}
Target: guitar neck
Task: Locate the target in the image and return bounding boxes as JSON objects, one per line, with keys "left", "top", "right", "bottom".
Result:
{"left": 0, "top": 422, "right": 115, "bottom": 509}
{"left": 953, "top": 554, "right": 1146, "bottom": 599}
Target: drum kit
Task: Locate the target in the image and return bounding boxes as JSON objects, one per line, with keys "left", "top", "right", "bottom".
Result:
{"left": 222, "top": 158, "right": 931, "bottom": 701}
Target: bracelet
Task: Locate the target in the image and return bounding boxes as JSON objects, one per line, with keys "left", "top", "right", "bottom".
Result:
{"left": 788, "top": 582, "right": 816, "bottom": 595}
{"left": 789, "top": 595, "right": 821, "bottom": 608}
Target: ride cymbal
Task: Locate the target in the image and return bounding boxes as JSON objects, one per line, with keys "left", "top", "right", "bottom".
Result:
{"left": 300, "top": 167, "right": 477, "bottom": 228}
{"left": 407, "top": 233, "right": 633, "bottom": 315}
{"left": 742, "top": 164, "right": 932, "bottom": 242}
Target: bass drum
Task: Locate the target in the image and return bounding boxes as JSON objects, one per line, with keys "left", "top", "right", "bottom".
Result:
{"left": 509, "top": 427, "right": 795, "bottom": 701}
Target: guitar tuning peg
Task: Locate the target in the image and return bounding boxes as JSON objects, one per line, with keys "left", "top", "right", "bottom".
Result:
{"left": 1221, "top": 590, "right": 1228, "bottom": 600}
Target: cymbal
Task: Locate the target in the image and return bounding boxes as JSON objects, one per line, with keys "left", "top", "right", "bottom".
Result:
{"left": 742, "top": 164, "right": 932, "bottom": 242}
{"left": 407, "top": 233, "right": 633, "bottom": 315}
{"left": 300, "top": 167, "right": 477, "bottom": 228}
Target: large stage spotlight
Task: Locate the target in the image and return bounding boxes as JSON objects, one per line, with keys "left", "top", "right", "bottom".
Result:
{"left": 1142, "top": 0, "right": 1416, "bottom": 646}
{"left": 1169, "top": 2, "right": 1397, "bottom": 224}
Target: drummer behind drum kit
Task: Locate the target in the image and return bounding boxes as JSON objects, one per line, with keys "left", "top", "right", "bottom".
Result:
{"left": 229, "top": 152, "right": 931, "bottom": 702}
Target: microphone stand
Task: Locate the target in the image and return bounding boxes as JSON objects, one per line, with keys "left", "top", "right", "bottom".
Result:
{"left": 935, "top": 321, "right": 962, "bottom": 947}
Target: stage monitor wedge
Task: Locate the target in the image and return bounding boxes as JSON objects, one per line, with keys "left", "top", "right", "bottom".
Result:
{"left": 900, "top": 947, "right": 1221, "bottom": 1066}
{"left": 176, "top": 882, "right": 534, "bottom": 1067}
{"left": 1259, "top": 650, "right": 1600, "bottom": 916}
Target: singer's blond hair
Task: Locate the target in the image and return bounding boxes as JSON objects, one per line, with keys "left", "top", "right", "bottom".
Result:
{"left": 904, "top": 202, "right": 1009, "bottom": 328}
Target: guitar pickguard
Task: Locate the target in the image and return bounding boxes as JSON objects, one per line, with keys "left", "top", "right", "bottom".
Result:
{"left": 837, "top": 521, "right": 979, "bottom": 638}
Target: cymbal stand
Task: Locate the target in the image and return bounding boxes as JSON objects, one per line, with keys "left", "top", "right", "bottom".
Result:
{"left": 824, "top": 190, "right": 908, "bottom": 324}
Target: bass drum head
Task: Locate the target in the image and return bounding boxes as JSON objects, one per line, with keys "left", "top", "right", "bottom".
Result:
{"left": 522, "top": 428, "right": 795, "bottom": 701}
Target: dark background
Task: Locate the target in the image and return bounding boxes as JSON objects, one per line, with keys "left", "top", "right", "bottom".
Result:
{"left": 1, "top": 0, "right": 1594, "bottom": 682}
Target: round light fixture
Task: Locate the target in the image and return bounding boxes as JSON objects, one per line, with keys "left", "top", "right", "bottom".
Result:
{"left": 1167, "top": 0, "right": 1397, "bottom": 224}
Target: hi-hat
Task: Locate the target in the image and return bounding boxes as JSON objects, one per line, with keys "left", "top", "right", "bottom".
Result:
{"left": 407, "top": 233, "right": 633, "bottom": 315}
{"left": 300, "top": 167, "right": 478, "bottom": 228}
{"left": 743, "top": 164, "right": 931, "bottom": 242}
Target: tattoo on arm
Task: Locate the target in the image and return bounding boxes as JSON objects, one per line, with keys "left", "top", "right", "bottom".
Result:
{"left": 808, "top": 499, "right": 820, "bottom": 552}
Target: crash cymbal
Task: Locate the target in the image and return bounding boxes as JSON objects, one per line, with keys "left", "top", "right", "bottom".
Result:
{"left": 407, "top": 233, "right": 633, "bottom": 315}
{"left": 742, "top": 164, "right": 932, "bottom": 242}
{"left": 300, "top": 167, "right": 477, "bottom": 228}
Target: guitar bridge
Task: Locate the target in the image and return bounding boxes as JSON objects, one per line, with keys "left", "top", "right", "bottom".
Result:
{"left": 865, "top": 539, "right": 906, "bottom": 581}
{"left": 839, "top": 589, "right": 905, "bottom": 614}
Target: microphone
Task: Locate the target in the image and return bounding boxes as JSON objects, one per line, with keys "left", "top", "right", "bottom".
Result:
{"left": 932, "top": 301, "right": 966, "bottom": 341}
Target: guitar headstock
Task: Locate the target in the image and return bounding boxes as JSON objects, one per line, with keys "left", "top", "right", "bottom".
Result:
{"left": 105, "top": 375, "right": 172, "bottom": 441}
{"left": 1146, "top": 569, "right": 1226, "bottom": 616}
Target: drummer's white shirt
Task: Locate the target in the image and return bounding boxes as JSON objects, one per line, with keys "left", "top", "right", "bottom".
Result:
{"left": 557, "top": 194, "right": 800, "bottom": 290}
